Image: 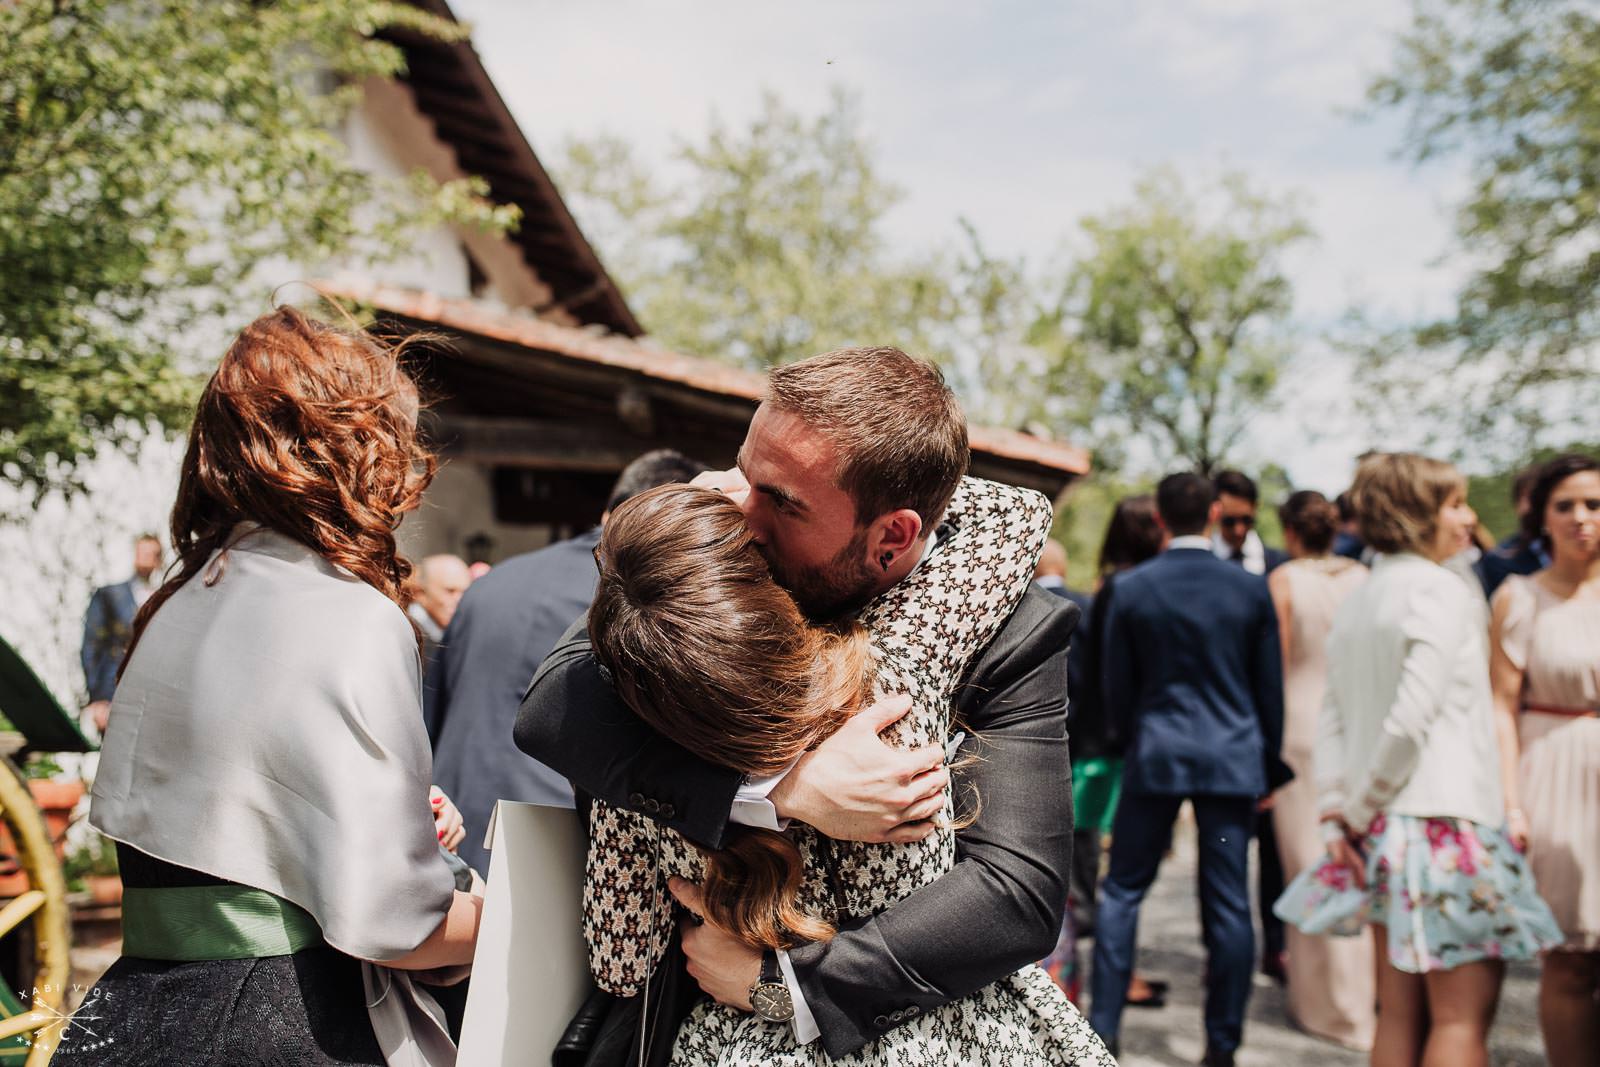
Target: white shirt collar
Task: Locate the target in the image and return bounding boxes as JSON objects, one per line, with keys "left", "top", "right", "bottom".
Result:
{"left": 1168, "top": 535, "right": 1212, "bottom": 552}
{"left": 1213, "top": 528, "right": 1266, "bottom": 574}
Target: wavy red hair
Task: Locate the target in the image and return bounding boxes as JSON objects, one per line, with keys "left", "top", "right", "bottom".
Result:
{"left": 123, "top": 304, "right": 435, "bottom": 671}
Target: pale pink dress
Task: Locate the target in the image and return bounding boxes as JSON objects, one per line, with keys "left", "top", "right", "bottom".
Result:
{"left": 1273, "top": 557, "right": 1376, "bottom": 1049}
{"left": 1493, "top": 574, "right": 1600, "bottom": 951}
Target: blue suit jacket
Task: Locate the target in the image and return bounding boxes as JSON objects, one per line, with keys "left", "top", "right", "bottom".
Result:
{"left": 1102, "top": 547, "right": 1291, "bottom": 797}
{"left": 81, "top": 580, "right": 139, "bottom": 703}
{"left": 425, "top": 528, "right": 600, "bottom": 872}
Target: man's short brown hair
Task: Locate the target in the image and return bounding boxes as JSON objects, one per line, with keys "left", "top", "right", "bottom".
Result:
{"left": 1349, "top": 452, "right": 1466, "bottom": 555}
{"left": 766, "top": 346, "right": 969, "bottom": 530}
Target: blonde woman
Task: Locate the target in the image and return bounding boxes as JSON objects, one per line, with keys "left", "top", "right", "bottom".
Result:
{"left": 1276, "top": 453, "right": 1560, "bottom": 1067}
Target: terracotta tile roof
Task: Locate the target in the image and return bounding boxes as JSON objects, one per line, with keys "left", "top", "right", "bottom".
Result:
{"left": 323, "top": 281, "right": 1091, "bottom": 478}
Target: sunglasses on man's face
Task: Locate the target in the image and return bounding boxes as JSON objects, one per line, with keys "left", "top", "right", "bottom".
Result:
{"left": 1219, "top": 516, "right": 1256, "bottom": 530}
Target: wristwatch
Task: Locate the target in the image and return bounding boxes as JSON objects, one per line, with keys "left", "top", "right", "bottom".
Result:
{"left": 748, "top": 949, "right": 795, "bottom": 1023}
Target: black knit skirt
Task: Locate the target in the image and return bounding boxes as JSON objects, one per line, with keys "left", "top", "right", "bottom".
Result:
{"left": 59, "top": 947, "right": 386, "bottom": 1066}
{"left": 54, "top": 845, "right": 384, "bottom": 1065}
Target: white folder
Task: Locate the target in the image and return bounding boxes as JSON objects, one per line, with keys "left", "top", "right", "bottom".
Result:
{"left": 456, "top": 801, "right": 590, "bottom": 1066}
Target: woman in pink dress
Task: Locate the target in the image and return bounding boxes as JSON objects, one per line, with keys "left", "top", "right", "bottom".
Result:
{"left": 1266, "top": 491, "right": 1375, "bottom": 1050}
{"left": 1489, "top": 452, "right": 1600, "bottom": 1067}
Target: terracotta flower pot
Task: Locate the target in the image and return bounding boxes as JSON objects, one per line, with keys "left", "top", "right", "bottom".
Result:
{"left": 0, "top": 779, "right": 86, "bottom": 897}
{"left": 86, "top": 874, "right": 122, "bottom": 907}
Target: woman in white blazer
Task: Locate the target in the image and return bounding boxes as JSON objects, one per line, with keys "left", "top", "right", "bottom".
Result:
{"left": 1276, "top": 452, "right": 1559, "bottom": 1067}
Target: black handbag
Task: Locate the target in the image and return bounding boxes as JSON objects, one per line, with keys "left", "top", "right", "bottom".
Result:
{"left": 551, "top": 926, "right": 702, "bottom": 1067}
{"left": 555, "top": 801, "right": 703, "bottom": 1067}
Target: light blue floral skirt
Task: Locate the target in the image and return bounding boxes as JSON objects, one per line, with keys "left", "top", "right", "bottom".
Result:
{"left": 1274, "top": 812, "right": 1563, "bottom": 974}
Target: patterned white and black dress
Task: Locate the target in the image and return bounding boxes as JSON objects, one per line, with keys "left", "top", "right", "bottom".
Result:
{"left": 585, "top": 477, "right": 1117, "bottom": 1066}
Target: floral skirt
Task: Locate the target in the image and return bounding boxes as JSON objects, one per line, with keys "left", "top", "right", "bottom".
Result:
{"left": 1273, "top": 812, "right": 1563, "bottom": 974}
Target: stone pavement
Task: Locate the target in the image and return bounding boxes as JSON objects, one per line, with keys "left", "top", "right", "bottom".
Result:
{"left": 1097, "top": 813, "right": 1548, "bottom": 1067}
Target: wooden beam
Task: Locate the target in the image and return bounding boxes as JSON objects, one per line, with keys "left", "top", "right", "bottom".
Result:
{"left": 428, "top": 414, "right": 651, "bottom": 471}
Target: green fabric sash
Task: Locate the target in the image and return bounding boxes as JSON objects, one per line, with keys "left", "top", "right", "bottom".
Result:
{"left": 121, "top": 885, "right": 323, "bottom": 961}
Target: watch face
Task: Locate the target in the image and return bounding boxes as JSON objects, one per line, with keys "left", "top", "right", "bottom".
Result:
{"left": 750, "top": 982, "right": 795, "bottom": 1023}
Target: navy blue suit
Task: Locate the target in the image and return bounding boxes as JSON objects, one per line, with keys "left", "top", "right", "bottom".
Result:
{"left": 1477, "top": 536, "right": 1547, "bottom": 598}
{"left": 425, "top": 528, "right": 600, "bottom": 873}
{"left": 81, "top": 580, "right": 139, "bottom": 703}
{"left": 1089, "top": 546, "right": 1289, "bottom": 1055}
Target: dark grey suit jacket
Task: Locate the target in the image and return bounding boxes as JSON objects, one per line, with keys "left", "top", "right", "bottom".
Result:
{"left": 427, "top": 528, "right": 600, "bottom": 873}
{"left": 515, "top": 585, "right": 1079, "bottom": 1057}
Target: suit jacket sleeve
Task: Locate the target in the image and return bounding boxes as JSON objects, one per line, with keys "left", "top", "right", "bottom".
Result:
{"left": 786, "top": 592, "right": 1078, "bottom": 1058}
{"left": 81, "top": 586, "right": 117, "bottom": 703}
{"left": 421, "top": 615, "right": 451, "bottom": 748}
{"left": 1100, "top": 577, "right": 1137, "bottom": 755}
{"left": 513, "top": 617, "right": 744, "bottom": 849}
{"left": 1252, "top": 582, "right": 1294, "bottom": 791}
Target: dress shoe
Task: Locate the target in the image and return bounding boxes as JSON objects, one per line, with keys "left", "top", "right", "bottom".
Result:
{"left": 1201, "top": 1047, "right": 1235, "bottom": 1067}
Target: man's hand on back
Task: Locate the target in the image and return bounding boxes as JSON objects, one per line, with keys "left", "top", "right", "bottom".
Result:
{"left": 770, "top": 695, "right": 948, "bottom": 844}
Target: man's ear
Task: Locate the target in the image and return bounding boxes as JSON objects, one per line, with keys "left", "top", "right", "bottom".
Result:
{"left": 871, "top": 509, "right": 924, "bottom": 557}
{"left": 1207, "top": 500, "right": 1223, "bottom": 527}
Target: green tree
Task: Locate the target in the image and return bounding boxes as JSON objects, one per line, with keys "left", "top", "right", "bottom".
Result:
{"left": 554, "top": 91, "right": 961, "bottom": 371}
{"left": 0, "top": 0, "right": 517, "bottom": 497}
{"left": 1032, "top": 169, "right": 1311, "bottom": 477}
{"left": 1368, "top": 0, "right": 1600, "bottom": 448}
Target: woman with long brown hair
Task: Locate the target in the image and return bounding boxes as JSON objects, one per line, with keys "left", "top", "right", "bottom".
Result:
{"left": 582, "top": 477, "right": 1114, "bottom": 1065}
{"left": 82, "top": 306, "right": 481, "bottom": 1065}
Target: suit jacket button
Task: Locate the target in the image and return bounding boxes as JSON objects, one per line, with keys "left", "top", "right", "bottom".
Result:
{"left": 904, "top": 1005, "right": 920, "bottom": 1017}
{"left": 872, "top": 1015, "right": 890, "bottom": 1028}
{"left": 660, "top": 803, "right": 676, "bottom": 819}
{"left": 889, "top": 1009, "right": 906, "bottom": 1022}
{"left": 628, "top": 792, "right": 645, "bottom": 807}
{"left": 642, "top": 798, "right": 660, "bottom": 815}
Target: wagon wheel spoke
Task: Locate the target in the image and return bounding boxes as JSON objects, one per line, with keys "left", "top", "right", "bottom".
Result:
{"left": 0, "top": 891, "right": 46, "bottom": 940}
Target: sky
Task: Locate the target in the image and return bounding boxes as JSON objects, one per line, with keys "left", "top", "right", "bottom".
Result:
{"left": 447, "top": 0, "right": 1470, "bottom": 492}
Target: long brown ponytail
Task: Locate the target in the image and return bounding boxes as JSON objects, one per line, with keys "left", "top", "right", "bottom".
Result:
{"left": 589, "top": 485, "right": 875, "bottom": 949}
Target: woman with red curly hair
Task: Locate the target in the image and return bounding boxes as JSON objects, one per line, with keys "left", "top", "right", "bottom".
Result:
{"left": 82, "top": 307, "right": 481, "bottom": 1066}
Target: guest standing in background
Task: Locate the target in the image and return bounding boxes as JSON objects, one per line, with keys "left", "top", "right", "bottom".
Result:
{"left": 1488, "top": 453, "right": 1600, "bottom": 1067}
{"left": 1212, "top": 469, "right": 1289, "bottom": 979}
{"left": 425, "top": 449, "right": 702, "bottom": 874}
{"left": 1277, "top": 452, "right": 1559, "bottom": 1067}
{"left": 1332, "top": 491, "right": 1366, "bottom": 563}
{"left": 1480, "top": 462, "right": 1552, "bottom": 598}
{"left": 1265, "top": 490, "right": 1374, "bottom": 1050}
{"left": 1041, "top": 501, "right": 1169, "bottom": 1007}
{"left": 80, "top": 532, "right": 163, "bottom": 733}
{"left": 1212, "top": 470, "right": 1289, "bottom": 575}
{"left": 406, "top": 553, "right": 470, "bottom": 666}
{"left": 1073, "top": 500, "right": 1167, "bottom": 923}
{"left": 1091, "top": 474, "right": 1291, "bottom": 1067}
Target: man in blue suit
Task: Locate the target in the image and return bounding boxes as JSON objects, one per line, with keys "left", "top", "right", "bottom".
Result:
{"left": 1089, "top": 473, "right": 1291, "bottom": 1067}
{"left": 81, "top": 533, "right": 163, "bottom": 732}
{"left": 424, "top": 449, "right": 702, "bottom": 874}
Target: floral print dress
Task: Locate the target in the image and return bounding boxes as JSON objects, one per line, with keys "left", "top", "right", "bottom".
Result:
{"left": 584, "top": 477, "right": 1115, "bottom": 1066}
{"left": 1275, "top": 811, "right": 1562, "bottom": 973}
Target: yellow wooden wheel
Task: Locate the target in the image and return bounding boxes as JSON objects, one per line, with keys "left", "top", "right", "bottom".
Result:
{"left": 0, "top": 759, "right": 72, "bottom": 1066}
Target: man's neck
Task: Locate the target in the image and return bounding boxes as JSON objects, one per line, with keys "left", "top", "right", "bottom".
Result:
{"left": 1168, "top": 534, "right": 1211, "bottom": 551}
